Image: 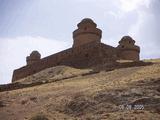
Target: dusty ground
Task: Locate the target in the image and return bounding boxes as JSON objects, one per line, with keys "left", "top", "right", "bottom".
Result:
{"left": 0, "top": 59, "right": 160, "bottom": 120}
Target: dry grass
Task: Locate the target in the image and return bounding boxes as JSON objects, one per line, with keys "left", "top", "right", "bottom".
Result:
{"left": 143, "top": 58, "right": 160, "bottom": 63}
{"left": 17, "top": 65, "right": 92, "bottom": 84}
{"left": 0, "top": 59, "right": 160, "bottom": 120}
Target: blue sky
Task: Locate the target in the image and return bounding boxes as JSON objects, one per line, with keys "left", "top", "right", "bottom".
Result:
{"left": 0, "top": 0, "right": 160, "bottom": 84}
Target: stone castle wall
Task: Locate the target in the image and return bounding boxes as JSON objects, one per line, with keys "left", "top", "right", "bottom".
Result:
{"left": 12, "top": 40, "right": 139, "bottom": 82}
{"left": 12, "top": 42, "right": 117, "bottom": 82}
{"left": 12, "top": 18, "right": 140, "bottom": 82}
{"left": 73, "top": 33, "right": 101, "bottom": 47}
{"left": 117, "top": 49, "right": 140, "bottom": 61}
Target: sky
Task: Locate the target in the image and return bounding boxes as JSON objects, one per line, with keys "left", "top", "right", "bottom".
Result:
{"left": 0, "top": 0, "right": 160, "bottom": 84}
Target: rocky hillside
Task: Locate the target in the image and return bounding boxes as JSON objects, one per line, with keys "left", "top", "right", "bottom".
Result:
{"left": 0, "top": 59, "right": 160, "bottom": 120}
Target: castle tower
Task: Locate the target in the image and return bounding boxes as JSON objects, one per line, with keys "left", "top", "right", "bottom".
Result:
{"left": 26, "top": 50, "right": 41, "bottom": 65}
{"left": 72, "top": 18, "right": 102, "bottom": 47}
{"left": 117, "top": 36, "right": 140, "bottom": 61}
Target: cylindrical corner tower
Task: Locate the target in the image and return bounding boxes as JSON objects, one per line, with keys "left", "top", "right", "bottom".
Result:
{"left": 26, "top": 50, "right": 41, "bottom": 65}
{"left": 72, "top": 18, "right": 102, "bottom": 47}
{"left": 117, "top": 36, "right": 140, "bottom": 61}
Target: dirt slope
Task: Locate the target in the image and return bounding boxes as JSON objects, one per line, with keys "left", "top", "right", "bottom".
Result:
{"left": 0, "top": 60, "right": 160, "bottom": 120}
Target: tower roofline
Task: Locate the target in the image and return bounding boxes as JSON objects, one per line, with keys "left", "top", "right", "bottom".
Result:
{"left": 77, "top": 18, "right": 97, "bottom": 28}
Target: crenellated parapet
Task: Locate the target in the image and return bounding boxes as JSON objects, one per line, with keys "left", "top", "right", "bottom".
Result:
{"left": 12, "top": 18, "right": 141, "bottom": 82}
{"left": 73, "top": 18, "right": 102, "bottom": 47}
{"left": 117, "top": 36, "right": 140, "bottom": 61}
{"left": 26, "top": 51, "right": 41, "bottom": 65}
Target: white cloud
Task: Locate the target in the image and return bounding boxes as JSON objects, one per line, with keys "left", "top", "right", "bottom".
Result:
{"left": 120, "top": 0, "right": 151, "bottom": 12}
{"left": 0, "top": 0, "right": 159, "bottom": 84}
{"left": 126, "top": 1, "right": 160, "bottom": 59}
{"left": 105, "top": 11, "right": 124, "bottom": 19}
{"left": 0, "top": 36, "right": 70, "bottom": 84}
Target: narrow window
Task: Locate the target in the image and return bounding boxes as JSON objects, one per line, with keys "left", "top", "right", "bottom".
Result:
{"left": 85, "top": 54, "right": 89, "bottom": 57}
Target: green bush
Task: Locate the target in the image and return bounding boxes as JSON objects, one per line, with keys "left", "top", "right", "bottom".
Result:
{"left": 30, "top": 114, "right": 49, "bottom": 120}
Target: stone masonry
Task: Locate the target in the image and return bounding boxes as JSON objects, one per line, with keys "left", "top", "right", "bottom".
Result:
{"left": 12, "top": 18, "right": 140, "bottom": 82}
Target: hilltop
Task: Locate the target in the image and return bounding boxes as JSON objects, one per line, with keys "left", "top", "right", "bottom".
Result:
{"left": 0, "top": 59, "right": 160, "bottom": 120}
{"left": 12, "top": 18, "right": 140, "bottom": 82}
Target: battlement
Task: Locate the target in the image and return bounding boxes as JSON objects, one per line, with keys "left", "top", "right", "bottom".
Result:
{"left": 73, "top": 18, "right": 102, "bottom": 47}
{"left": 117, "top": 36, "right": 140, "bottom": 61}
{"left": 12, "top": 18, "right": 140, "bottom": 82}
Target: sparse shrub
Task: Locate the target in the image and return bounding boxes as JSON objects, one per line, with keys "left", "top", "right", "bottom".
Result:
{"left": 0, "top": 101, "right": 5, "bottom": 107}
{"left": 30, "top": 97, "right": 37, "bottom": 102}
{"left": 21, "top": 99, "right": 28, "bottom": 105}
{"left": 29, "top": 114, "right": 49, "bottom": 120}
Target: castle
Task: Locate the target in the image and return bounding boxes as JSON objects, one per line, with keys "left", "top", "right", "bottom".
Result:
{"left": 12, "top": 18, "right": 140, "bottom": 82}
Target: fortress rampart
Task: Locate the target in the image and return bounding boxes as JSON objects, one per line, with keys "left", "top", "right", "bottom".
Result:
{"left": 12, "top": 42, "right": 117, "bottom": 82}
{"left": 12, "top": 18, "right": 140, "bottom": 82}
